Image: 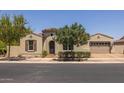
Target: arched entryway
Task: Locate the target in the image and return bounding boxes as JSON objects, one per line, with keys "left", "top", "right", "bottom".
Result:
{"left": 49, "top": 41, "right": 55, "bottom": 54}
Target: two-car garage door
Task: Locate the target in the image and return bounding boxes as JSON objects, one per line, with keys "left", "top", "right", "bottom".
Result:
{"left": 90, "top": 42, "right": 111, "bottom": 53}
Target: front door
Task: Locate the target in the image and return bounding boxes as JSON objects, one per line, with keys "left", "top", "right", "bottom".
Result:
{"left": 49, "top": 41, "right": 55, "bottom": 54}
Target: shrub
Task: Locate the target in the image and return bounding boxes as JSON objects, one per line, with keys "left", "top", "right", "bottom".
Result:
{"left": 42, "top": 51, "right": 48, "bottom": 58}
{"left": 76, "top": 52, "right": 83, "bottom": 58}
{"left": 83, "top": 52, "right": 91, "bottom": 58}
{"left": 58, "top": 51, "right": 91, "bottom": 60}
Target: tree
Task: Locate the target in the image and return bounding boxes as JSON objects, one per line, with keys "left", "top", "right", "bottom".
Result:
{"left": 70, "top": 23, "right": 90, "bottom": 47}
{"left": 0, "top": 15, "right": 31, "bottom": 59}
{"left": 0, "top": 40, "right": 6, "bottom": 56}
{"left": 56, "top": 22, "right": 90, "bottom": 52}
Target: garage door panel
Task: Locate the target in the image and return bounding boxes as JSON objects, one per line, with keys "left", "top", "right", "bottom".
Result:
{"left": 90, "top": 46, "right": 110, "bottom": 53}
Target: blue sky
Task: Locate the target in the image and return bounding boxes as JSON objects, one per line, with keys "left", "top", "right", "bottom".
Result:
{"left": 0, "top": 10, "right": 124, "bottom": 39}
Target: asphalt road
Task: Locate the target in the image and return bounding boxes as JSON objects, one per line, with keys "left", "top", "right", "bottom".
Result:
{"left": 0, "top": 63, "right": 124, "bottom": 83}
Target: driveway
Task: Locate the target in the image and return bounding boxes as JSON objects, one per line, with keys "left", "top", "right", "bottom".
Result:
{"left": 0, "top": 63, "right": 124, "bottom": 83}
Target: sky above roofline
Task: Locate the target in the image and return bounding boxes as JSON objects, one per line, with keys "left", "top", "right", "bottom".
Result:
{"left": 0, "top": 10, "right": 124, "bottom": 39}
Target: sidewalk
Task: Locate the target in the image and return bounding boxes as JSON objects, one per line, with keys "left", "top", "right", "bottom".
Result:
{"left": 0, "top": 58, "right": 124, "bottom": 64}
{"left": 25, "top": 57, "right": 124, "bottom": 61}
{"left": 88, "top": 58, "right": 124, "bottom": 61}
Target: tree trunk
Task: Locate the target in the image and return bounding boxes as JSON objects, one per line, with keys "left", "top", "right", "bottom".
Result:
{"left": 71, "top": 49, "right": 74, "bottom": 61}
{"left": 8, "top": 43, "right": 11, "bottom": 60}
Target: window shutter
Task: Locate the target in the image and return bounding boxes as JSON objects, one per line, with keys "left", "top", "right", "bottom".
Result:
{"left": 25, "top": 40, "right": 28, "bottom": 51}
{"left": 34, "top": 40, "right": 37, "bottom": 51}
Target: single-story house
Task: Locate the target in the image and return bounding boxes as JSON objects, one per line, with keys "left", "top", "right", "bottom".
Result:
{"left": 7, "top": 29, "right": 124, "bottom": 57}
{"left": 111, "top": 36, "right": 124, "bottom": 54}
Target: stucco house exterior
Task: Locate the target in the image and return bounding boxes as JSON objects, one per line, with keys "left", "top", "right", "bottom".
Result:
{"left": 111, "top": 36, "right": 124, "bottom": 54}
{"left": 9, "top": 33, "right": 43, "bottom": 57}
{"left": 7, "top": 29, "right": 124, "bottom": 57}
{"left": 89, "top": 33, "right": 113, "bottom": 53}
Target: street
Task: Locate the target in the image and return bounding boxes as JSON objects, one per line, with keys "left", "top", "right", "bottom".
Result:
{"left": 0, "top": 63, "right": 124, "bottom": 83}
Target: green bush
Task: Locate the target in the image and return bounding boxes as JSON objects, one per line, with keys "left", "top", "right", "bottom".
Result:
{"left": 83, "top": 52, "right": 91, "bottom": 58}
{"left": 76, "top": 52, "right": 83, "bottom": 58}
{"left": 42, "top": 51, "right": 48, "bottom": 58}
{"left": 58, "top": 51, "right": 91, "bottom": 59}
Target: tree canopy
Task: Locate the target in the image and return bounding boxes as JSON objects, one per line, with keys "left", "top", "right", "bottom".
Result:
{"left": 56, "top": 23, "right": 90, "bottom": 50}
{"left": 0, "top": 15, "right": 32, "bottom": 58}
{"left": 0, "top": 40, "right": 6, "bottom": 53}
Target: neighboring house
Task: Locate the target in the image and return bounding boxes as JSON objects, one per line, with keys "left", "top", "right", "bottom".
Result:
{"left": 111, "top": 36, "right": 124, "bottom": 54}
{"left": 7, "top": 29, "right": 123, "bottom": 57}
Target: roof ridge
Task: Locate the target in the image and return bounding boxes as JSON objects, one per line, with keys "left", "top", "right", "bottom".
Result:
{"left": 91, "top": 33, "right": 113, "bottom": 39}
{"left": 31, "top": 32, "right": 42, "bottom": 37}
{"left": 120, "top": 36, "right": 124, "bottom": 40}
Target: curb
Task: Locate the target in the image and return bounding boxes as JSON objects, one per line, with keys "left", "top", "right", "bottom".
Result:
{"left": 0, "top": 60, "right": 124, "bottom": 64}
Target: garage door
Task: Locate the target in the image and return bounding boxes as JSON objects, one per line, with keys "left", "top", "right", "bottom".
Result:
{"left": 90, "top": 46, "right": 110, "bottom": 53}
{"left": 90, "top": 42, "right": 111, "bottom": 53}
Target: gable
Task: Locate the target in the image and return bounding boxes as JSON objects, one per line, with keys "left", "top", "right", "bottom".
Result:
{"left": 120, "top": 36, "right": 124, "bottom": 40}
{"left": 20, "top": 33, "right": 42, "bottom": 41}
{"left": 19, "top": 33, "right": 43, "bottom": 52}
{"left": 90, "top": 33, "right": 113, "bottom": 42}
{"left": 114, "top": 36, "right": 124, "bottom": 43}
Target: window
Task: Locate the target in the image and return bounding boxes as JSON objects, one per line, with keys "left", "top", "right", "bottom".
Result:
{"left": 51, "top": 33, "right": 53, "bottom": 36}
{"left": 28, "top": 40, "right": 34, "bottom": 50}
{"left": 25, "top": 40, "right": 37, "bottom": 52}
